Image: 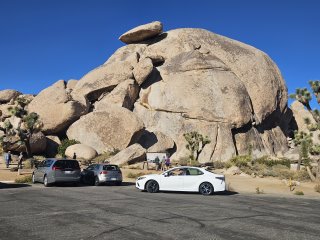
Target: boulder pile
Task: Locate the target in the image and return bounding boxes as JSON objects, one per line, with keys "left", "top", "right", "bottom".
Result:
{"left": 0, "top": 21, "right": 292, "bottom": 164}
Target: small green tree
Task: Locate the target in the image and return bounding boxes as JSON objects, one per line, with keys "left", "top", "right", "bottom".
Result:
{"left": 183, "top": 131, "right": 211, "bottom": 162}
{"left": 0, "top": 96, "right": 43, "bottom": 157}
{"left": 293, "top": 131, "right": 312, "bottom": 171}
{"left": 57, "top": 139, "right": 80, "bottom": 158}
{"left": 290, "top": 80, "right": 320, "bottom": 181}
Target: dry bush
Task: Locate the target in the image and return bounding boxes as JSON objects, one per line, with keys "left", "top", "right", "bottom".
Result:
{"left": 15, "top": 175, "right": 32, "bottom": 183}
{"left": 126, "top": 172, "right": 145, "bottom": 179}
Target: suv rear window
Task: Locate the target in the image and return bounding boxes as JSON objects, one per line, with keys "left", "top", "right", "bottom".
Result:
{"left": 54, "top": 160, "right": 80, "bottom": 169}
{"left": 103, "top": 165, "right": 119, "bottom": 171}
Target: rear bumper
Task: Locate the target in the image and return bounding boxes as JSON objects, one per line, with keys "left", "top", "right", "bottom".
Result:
{"left": 99, "top": 176, "right": 122, "bottom": 183}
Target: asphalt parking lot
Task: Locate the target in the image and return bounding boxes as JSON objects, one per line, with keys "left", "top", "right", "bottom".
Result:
{"left": 0, "top": 182, "right": 319, "bottom": 240}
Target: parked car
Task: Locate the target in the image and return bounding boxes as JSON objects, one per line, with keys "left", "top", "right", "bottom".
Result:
{"left": 80, "top": 164, "right": 122, "bottom": 186}
{"left": 136, "top": 166, "right": 226, "bottom": 195}
{"left": 32, "top": 159, "right": 81, "bottom": 187}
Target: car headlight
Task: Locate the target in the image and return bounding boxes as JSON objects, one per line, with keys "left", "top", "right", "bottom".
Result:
{"left": 137, "top": 176, "right": 146, "bottom": 181}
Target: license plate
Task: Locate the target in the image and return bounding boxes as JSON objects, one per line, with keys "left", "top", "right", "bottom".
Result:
{"left": 111, "top": 178, "right": 117, "bottom": 181}
{"left": 65, "top": 171, "right": 72, "bottom": 174}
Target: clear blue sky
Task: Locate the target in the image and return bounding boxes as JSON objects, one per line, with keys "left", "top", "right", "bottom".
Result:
{"left": 0, "top": 0, "right": 319, "bottom": 106}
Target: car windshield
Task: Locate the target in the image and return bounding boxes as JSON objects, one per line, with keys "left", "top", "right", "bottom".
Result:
{"left": 103, "top": 165, "right": 119, "bottom": 171}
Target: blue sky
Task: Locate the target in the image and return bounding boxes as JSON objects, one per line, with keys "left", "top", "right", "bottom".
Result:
{"left": 0, "top": 0, "right": 319, "bottom": 106}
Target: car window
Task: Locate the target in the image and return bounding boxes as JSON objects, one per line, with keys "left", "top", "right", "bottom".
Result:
{"left": 187, "top": 168, "right": 204, "bottom": 176}
{"left": 43, "top": 160, "right": 53, "bottom": 168}
{"left": 54, "top": 160, "right": 80, "bottom": 169}
{"left": 103, "top": 165, "right": 119, "bottom": 171}
{"left": 65, "top": 160, "right": 80, "bottom": 169}
{"left": 94, "top": 165, "right": 101, "bottom": 170}
{"left": 38, "top": 161, "right": 44, "bottom": 168}
{"left": 168, "top": 168, "right": 186, "bottom": 176}
{"left": 87, "top": 165, "right": 96, "bottom": 170}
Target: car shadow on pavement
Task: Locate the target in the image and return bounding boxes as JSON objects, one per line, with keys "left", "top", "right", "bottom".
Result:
{"left": 158, "top": 190, "right": 239, "bottom": 196}
{"left": 0, "top": 182, "right": 31, "bottom": 189}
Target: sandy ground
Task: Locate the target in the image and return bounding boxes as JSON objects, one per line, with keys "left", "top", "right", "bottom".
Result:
{"left": 1, "top": 160, "right": 319, "bottom": 198}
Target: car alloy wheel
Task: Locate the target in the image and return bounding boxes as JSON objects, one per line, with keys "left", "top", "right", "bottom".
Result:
{"left": 94, "top": 177, "right": 100, "bottom": 186}
{"left": 199, "top": 182, "right": 213, "bottom": 195}
{"left": 146, "top": 180, "right": 159, "bottom": 193}
{"left": 43, "top": 176, "right": 49, "bottom": 187}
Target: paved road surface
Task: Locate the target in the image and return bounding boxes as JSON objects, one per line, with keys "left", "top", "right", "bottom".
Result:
{"left": 0, "top": 182, "right": 319, "bottom": 240}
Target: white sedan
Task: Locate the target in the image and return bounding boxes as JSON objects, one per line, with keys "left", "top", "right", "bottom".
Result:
{"left": 136, "top": 166, "right": 226, "bottom": 195}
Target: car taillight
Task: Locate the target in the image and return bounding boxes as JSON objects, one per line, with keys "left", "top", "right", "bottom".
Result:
{"left": 100, "top": 171, "right": 108, "bottom": 175}
{"left": 52, "top": 166, "right": 61, "bottom": 171}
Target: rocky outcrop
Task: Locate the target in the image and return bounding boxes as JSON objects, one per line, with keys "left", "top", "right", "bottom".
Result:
{"left": 1, "top": 21, "right": 290, "bottom": 164}
{"left": 65, "top": 144, "right": 97, "bottom": 160}
{"left": 29, "top": 132, "right": 47, "bottom": 154}
{"left": 108, "top": 143, "right": 146, "bottom": 165}
{"left": 291, "top": 100, "right": 320, "bottom": 145}
{"left": 133, "top": 58, "right": 154, "bottom": 85}
{"left": 291, "top": 101, "right": 315, "bottom": 133}
{"left": 119, "top": 21, "right": 163, "bottom": 44}
{"left": 0, "top": 90, "right": 21, "bottom": 103}
{"left": 67, "top": 105, "right": 144, "bottom": 154}
{"left": 45, "top": 135, "right": 61, "bottom": 157}
{"left": 72, "top": 61, "right": 134, "bottom": 105}
{"left": 28, "top": 80, "right": 87, "bottom": 134}
{"left": 138, "top": 130, "right": 175, "bottom": 153}
{"left": 94, "top": 79, "right": 139, "bottom": 110}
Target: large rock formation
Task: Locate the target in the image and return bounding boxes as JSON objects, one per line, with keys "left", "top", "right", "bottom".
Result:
{"left": 1, "top": 21, "right": 290, "bottom": 163}
{"left": 28, "top": 80, "right": 87, "bottom": 134}
{"left": 67, "top": 105, "right": 144, "bottom": 154}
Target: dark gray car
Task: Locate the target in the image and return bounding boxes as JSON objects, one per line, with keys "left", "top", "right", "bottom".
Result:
{"left": 32, "top": 159, "right": 81, "bottom": 187}
{"left": 81, "top": 164, "right": 122, "bottom": 186}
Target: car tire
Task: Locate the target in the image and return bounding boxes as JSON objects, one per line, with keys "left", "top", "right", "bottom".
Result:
{"left": 43, "top": 175, "right": 50, "bottom": 187}
{"left": 32, "top": 173, "right": 36, "bottom": 184}
{"left": 146, "top": 180, "right": 159, "bottom": 193}
{"left": 199, "top": 182, "right": 213, "bottom": 195}
{"left": 94, "top": 176, "right": 100, "bottom": 186}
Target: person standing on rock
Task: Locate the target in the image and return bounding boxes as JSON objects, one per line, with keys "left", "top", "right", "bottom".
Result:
{"left": 5, "top": 151, "right": 12, "bottom": 168}
{"left": 18, "top": 152, "right": 24, "bottom": 169}
{"left": 73, "top": 152, "right": 77, "bottom": 160}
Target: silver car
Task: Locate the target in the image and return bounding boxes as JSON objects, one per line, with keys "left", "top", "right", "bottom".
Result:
{"left": 32, "top": 159, "right": 81, "bottom": 187}
{"left": 81, "top": 164, "right": 122, "bottom": 186}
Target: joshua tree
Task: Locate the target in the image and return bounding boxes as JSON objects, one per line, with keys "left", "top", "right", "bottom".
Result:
{"left": 293, "top": 131, "right": 312, "bottom": 171}
{"left": 290, "top": 80, "right": 320, "bottom": 181}
{"left": 183, "top": 131, "right": 211, "bottom": 162}
{"left": 0, "top": 96, "right": 42, "bottom": 157}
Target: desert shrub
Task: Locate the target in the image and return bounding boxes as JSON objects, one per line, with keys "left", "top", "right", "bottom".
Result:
{"left": 294, "top": 190, "right": 304, "bottom": 195}
{"left": 213, "top": 161, "right": 225, "bottom": 169}
{"left": 15, "top": 175, "right": 32, "bottom": 183}
{"left": 32, "top": 155, "right": 46, "bottom": 161}
{"left": 254, "top": 157, "right": 291, "bottom": 168}
{"left": 92, "top": 152, "right": 111, "bottom": 163}
{"left": 23, "top": 158, "right": 40, "bottom": 169}
{"left": 230, "top": 155, "right": 251, "bottom": 167}
{"left": 57, "top": 139, "right": 80, "bottom": 158}
{"left": 314, "top": 184, "right": 320, "bottom": 193}
{"left": 126, "top": 172, "right": 145, "bottom": 179}
{"left": 177, "top": 156, "right": 202, "bottom": 167}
